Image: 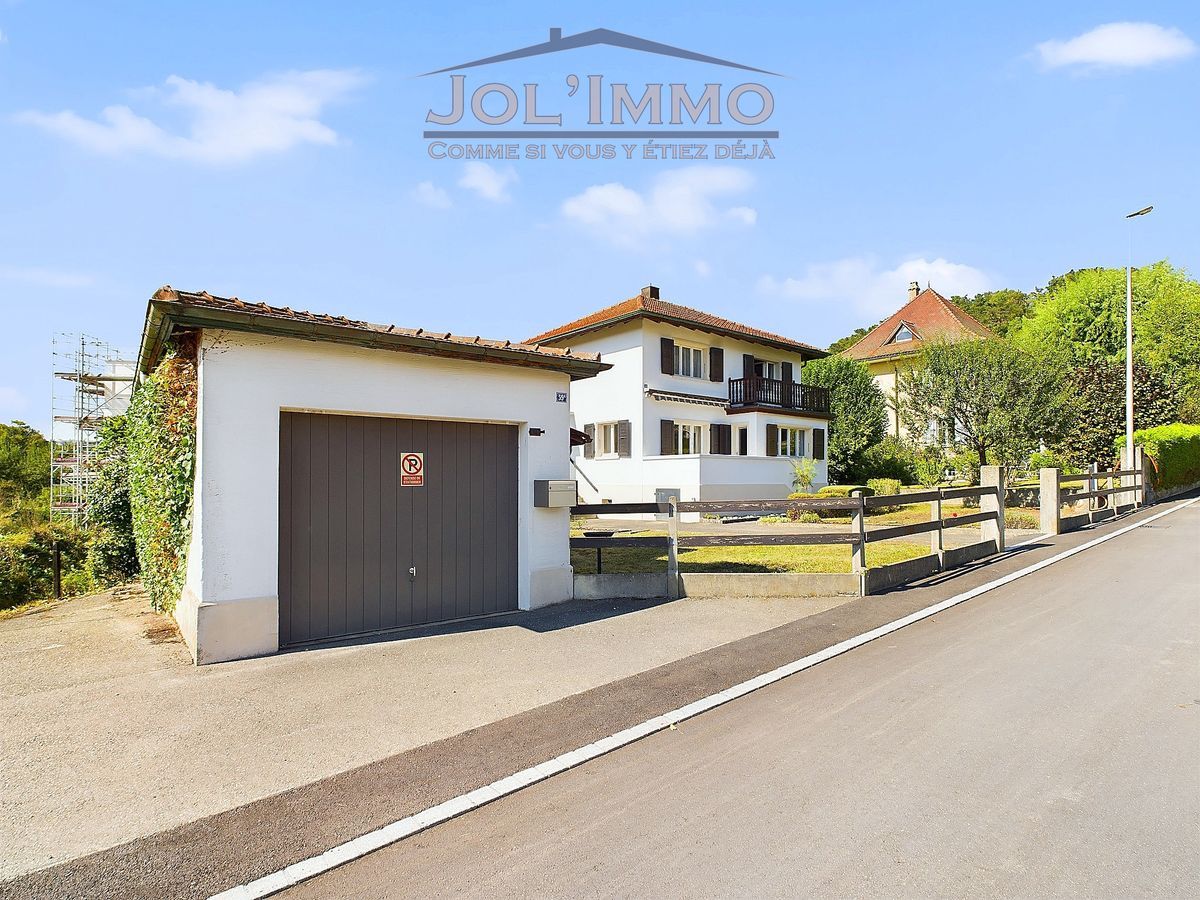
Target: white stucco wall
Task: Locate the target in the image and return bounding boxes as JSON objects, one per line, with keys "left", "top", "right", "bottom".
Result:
{"left": 179, "top": 329, "right": 577, "bottom": 664}
{"left": 562, "top": 319, "right": 828, "bottom": 507}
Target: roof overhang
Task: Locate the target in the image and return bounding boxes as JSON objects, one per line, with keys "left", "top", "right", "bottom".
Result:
{"left": 547, "top": 310, "right": 828, "bottom": 361}
{"left": 137, "top": 295, "right": 611, "bottom": 382}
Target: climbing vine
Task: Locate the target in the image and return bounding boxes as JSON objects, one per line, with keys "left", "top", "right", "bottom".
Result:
{"left": 126, "top": 335, "right": 197, "bottom": 612}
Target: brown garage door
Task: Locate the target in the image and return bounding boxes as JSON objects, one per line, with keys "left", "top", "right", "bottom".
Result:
{"left": 279, "top": 412, "right": 519, "bottom": 646}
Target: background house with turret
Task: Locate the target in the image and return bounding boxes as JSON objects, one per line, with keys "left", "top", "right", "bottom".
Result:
{"left": 842, "top": 283, "right": 996, "bottom": 438}
{"left": 528, "top": 286, "right": 831, "bottom": 507}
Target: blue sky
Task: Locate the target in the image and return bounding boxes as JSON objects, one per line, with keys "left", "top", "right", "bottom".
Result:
{"left": 1, "top": 1, "right": 1197, "bottom": 433}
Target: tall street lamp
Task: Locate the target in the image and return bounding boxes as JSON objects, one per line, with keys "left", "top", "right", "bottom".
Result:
{"left": 1124, "top": 205, "right": 1153, "bottom": 467}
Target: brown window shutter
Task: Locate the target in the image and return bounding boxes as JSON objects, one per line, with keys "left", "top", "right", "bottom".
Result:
{"left": 742, "top": 353, "right": 755, "bottom": 378}
{"left": 781, "top": 361, "right": 793, "bottom": 383}
{"left": 813, "top": 427, "right": 825, "bottom": 460}
{"left": 766, "top": 423, "right": 778, "bottom": 457}
{"left": 709, "top": 347, "right": 724, "bottom": 382}
{"left": 710, "top": 423, "right": 731, "bottom": 455}
{"left": 583, "top": 424, "right": 595, "bottom": 458}
{"left": 617, "top": 420, "right": 632, "bottom": 458}
{"left": 660, "top": 419, "right": 674, "bottom": 455}
{"left": 660, "top": 337, "right": 675, "bottom": 375}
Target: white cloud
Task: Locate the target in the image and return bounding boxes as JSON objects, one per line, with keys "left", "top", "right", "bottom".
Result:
{"left": 412, "top": 180, "right": 451, "bottom": 209}
{"left": 0, "top": 265, "right": 94, "bottom": 288}
{"left": 458, "top": 161, "right": 517, "bottom": 202}
{"left": 0, "top": 386, "right": 28, "bottom": 418}
{"left": 758, "top": 256, "right": 992, "bottom": 319}
{"left": 561, "top": 167, "right": 756, "bottom": 245}
{"left": 15, "top": 69, "right": 367, "bottom": 164}
{"left": 694, "top": 259, "right": 712, "bottom": 278}
{"left": 1036, "top": 22, "right": 1196, "bottom": 70}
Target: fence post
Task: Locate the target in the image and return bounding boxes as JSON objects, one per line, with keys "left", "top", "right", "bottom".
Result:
{"left": 980, "top": 465, "right": 1006, "bottom": 552}
{"left": 52, "top": 540, "right": 62, "bottom": 600}
{"left": 1039, "top": 467, "right": 1061, "bottom": 536}
{"left": 930, "top": 489, "right": 944, "bottom": 565}
{"left": 1121, "top": 444, "right": 1139, "bottom": 509}
{"left": 666, "top": 498, "right": 680, "bottom": 600}
{"left": 1137, "top": 445, "right": 1150, "bottom": 505}
{"left": 1087, "top": 462, "right": 1100, "bottom": 516}
{"left": 850, "top": 489, "right": 867, "bottom": 574}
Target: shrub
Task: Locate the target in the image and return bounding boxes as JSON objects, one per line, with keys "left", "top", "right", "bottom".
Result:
{"left": 1119, "top": 423, "right": 1200, "bottom": 491}
{"left": 0, "top": 523, "right": 91, "bottom": 609}
{"left": 913, "top": 448, "right": 945, "bottom": 488}
{"left": 790, "top": 457, "right": 817, "bottom": 492}
{"left": 85, "top": 416, "right": 139, "bottom": 587}
{"left": 852, "top": 437, "right": 917, "bottom": 484}
{"left": 866, "top": 478, "right": 903, "bottom": 513}
{"left": 127, "top": 340, "right": 198, "bottom": 612}
{"left": 814, "top": 485, "right": 874, "bottom": 497}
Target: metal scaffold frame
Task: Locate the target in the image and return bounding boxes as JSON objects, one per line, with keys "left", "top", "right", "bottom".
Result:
{"left": 50, "top": 334, "right": 135, "bottom": 525}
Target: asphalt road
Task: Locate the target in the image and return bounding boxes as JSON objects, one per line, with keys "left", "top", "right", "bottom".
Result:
{"left": 288, "top": 502, "right": 1200, "bottom": 899}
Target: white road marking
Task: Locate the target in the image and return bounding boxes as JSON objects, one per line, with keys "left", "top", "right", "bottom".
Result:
{"left": 210, "top": 496, "right": 1198, "bottom": 900}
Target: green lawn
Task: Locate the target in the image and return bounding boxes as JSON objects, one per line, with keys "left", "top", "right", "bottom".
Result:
{"left": 572, "top": 540, "right": 931, "bottom": 575}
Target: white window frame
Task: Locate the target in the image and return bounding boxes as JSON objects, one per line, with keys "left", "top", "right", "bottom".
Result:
{"left": 753, "top": 359, "right": 778, "bottom": 380}
{"left": 890, "top": 323, "right": 915, "bottom": 343}
{"left": 673, "top": 422, "right": 704, "bottom": 455}
{"left": 779, "top": 426, "right": 807, "bottom": 458}
{"left": 597, "top": 421, "right": 619, "bottom": 459}
{"left": 673, "top": 343, "right": 706, "bottom": 379}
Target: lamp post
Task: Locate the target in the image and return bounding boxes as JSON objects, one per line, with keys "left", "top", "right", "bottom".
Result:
{"left": 1123, "top": 205, "right": 1153, "bottom": 467}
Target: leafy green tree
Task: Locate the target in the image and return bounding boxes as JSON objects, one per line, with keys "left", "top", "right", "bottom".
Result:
{"left": 900, "top": 340, "right": 1064, "bottom": 467}
{"left": 0, "top": 421, "right": 50, "bottom": 506}
{"left": 1052, "top": 360, "right": 1179, "bottom": 467}
{"left": 802, "top": 355, "right": 888, "bottom": 483}
{"left": 950, "top": 289, "right": 1032, "bottom": 336}
{"left": 826, "top": 320, "right": 883, "bottom": 354}
{"left": 1013, "top": 261, "right": 1200, "bottom": 419}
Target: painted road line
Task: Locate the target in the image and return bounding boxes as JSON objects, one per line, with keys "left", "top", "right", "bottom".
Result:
{"left": 211, "top": 495, "right": 1198, "bottom": 900}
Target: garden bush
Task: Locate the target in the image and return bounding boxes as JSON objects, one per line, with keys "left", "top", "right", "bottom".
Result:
{"left": 127, "top": 338, "right": 198, "bottom": 612}
{"left": 0, "top": 523, "right": 90, "bottom": 609}
{"left": 1120, "top": 423, "right": 1200, "bottom": 491}
{"left": 851, "top": 436, "right": 917, "bottom": 484}
{"left": 866, "top": 478, "right": 903, "bottom": 512}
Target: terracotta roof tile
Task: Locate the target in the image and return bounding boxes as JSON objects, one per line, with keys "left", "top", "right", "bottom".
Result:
{"left": 841, "top": 288, "right": 995, "bottom": 361}
{"left": 148, "top": 286, "right": 602, "bottom": 366}
{"left": 527, "top": 291, "right": 824, "bottom": 357}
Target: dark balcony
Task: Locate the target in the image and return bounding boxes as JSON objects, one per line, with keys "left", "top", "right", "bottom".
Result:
{"left": 728, "top": 376, "right": 831, "bottom": 416}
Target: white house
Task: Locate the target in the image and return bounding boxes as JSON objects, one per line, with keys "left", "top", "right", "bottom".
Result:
{"left": 528, "top": 286, "right": 831, "bottom": 508}
{"left": 136, "top": 287, "right": 608, "bottom": 663}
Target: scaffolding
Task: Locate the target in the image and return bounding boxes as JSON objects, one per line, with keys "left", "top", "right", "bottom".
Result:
{"left": 50, "top": 334, "right": 135, "bottom": 525}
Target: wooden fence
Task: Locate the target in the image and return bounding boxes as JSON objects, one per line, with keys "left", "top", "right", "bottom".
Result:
{"left": 570, "top": 467, "right": 1007, "bottom": 598}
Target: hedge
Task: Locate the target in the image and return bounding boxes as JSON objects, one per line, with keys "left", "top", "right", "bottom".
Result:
{"left": 127, "top": 338, "right": 197, "bottom": 612}
{"left": 0, "top": 524, "right": 91, "bottom": 609}
{"left": 1119, "top": 423, "right": 1200, "bottom": 492}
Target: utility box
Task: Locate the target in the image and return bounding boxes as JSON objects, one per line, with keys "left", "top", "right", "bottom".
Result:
{"left": 534, "top": 479, "right": 577, "bottom": 508}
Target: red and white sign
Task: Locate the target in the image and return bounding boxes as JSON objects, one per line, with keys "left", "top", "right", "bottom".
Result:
{"left": 400, "top": 452, "right": 424, "bottom": 487}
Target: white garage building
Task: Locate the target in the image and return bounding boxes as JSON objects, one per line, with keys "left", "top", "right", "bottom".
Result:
{"left": 136, "top": 288, "right": 608, "bottom": 664}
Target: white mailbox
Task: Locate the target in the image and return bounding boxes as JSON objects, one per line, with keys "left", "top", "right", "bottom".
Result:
{"left": 534, "top": 479, "right": 577, "bottom": 508}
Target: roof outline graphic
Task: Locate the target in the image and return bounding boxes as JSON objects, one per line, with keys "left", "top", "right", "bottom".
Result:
{"left": 420, "top": 27, "right": 782, "bottom": 77}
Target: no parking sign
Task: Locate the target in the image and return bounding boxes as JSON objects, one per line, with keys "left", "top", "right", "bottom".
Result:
{"left": 400, "top": 452, "right": 424, "bottom": 487}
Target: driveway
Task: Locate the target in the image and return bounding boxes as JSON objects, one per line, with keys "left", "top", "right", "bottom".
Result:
{"left": 0, "top": 582, "right": 852, "bottom": 880}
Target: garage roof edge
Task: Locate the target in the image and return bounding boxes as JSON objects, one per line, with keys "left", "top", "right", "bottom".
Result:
{"left": 137, "top": 287, "right": 611, "bottom": 381}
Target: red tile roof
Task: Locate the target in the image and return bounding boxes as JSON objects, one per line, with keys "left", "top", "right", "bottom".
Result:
{"left": 139, "top": 287, "right": 609, "bottom": 379}
{"left": 527, "top": 290, "right": 826, "bottom": 358}
{"left": 841, "top": 288, "right": 995, "bottom": 361}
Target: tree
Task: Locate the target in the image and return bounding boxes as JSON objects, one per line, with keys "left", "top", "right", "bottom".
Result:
{"left": 1013, "top": 261, "right": 1200, "bottom": 420}
{"left": 949, "top": 289, "right": 1032, "bottom": 336}
{"left": 1052, "top": 360, "right": 1179, "bottom": 466}
{"left": 899, "top": 340, "right": 1064, "bottom": 467}
{"left": 826, "top": 320, "right": 883, "bottom": 354}
{"left": 801, "top": 355, "right": 888, "bottom": 482}
{"left": 86, "top": 416, "right": 139, "bottom": 584}
{"left": 0, "top": 421, "right": 50, "bottom": 507}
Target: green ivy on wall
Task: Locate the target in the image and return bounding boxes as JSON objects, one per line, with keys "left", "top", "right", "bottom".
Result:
{"left": 127, "top": 336, "right": 197, "bottom": 612}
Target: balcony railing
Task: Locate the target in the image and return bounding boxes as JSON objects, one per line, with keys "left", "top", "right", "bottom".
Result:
{"left": 728, "top": 376, "right": 831, "bottom": 414}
